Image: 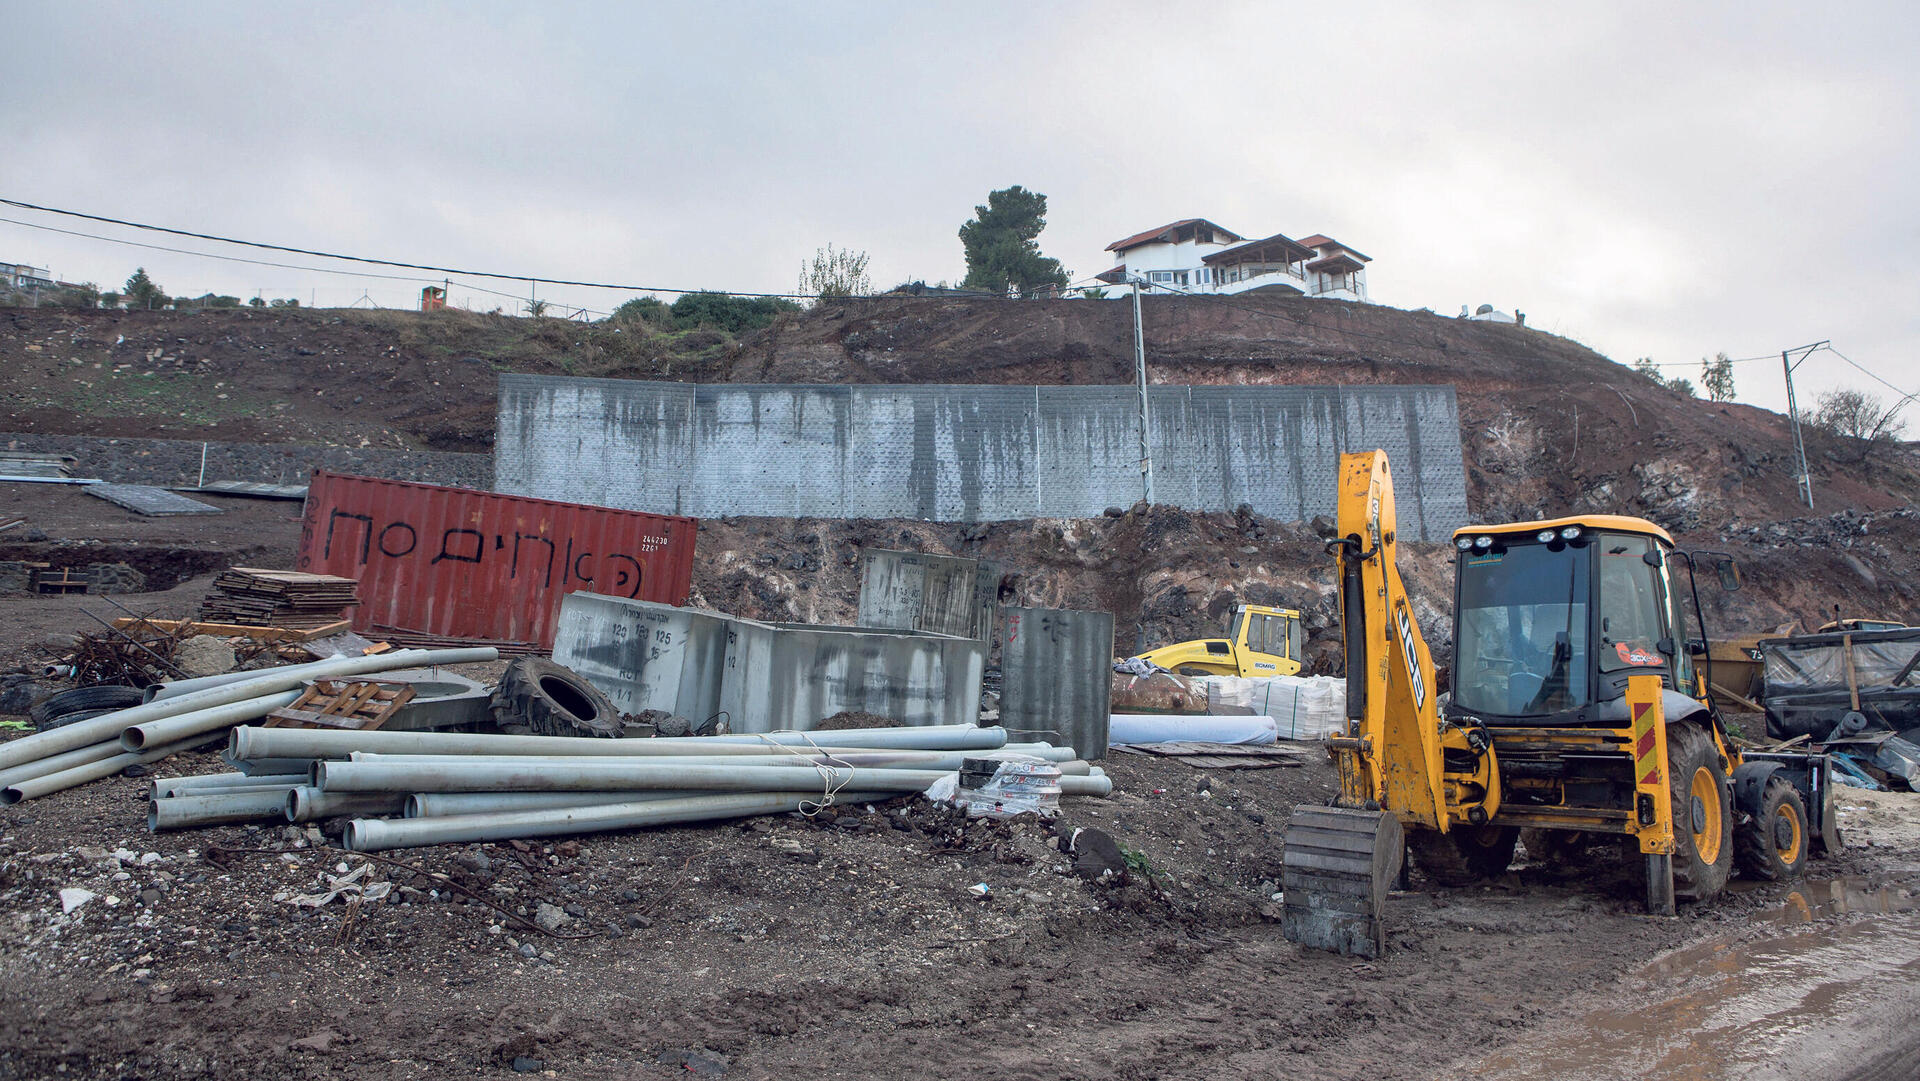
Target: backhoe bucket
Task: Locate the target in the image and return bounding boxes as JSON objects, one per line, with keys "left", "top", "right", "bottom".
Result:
{"left": 1280, "top": 805, "right": 1404, "bottom": 958}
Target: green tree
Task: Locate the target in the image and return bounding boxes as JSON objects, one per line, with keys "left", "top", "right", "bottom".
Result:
{"left": 1700, "top": 353, "right": 1736, "bottom": 402}
{"left": 958, "top": 185, "right": 1070, "bottom": 295}
{"left": 1632, "top": 356, "right": 1696, "bottom": 397}
{"left": 526, "top": 298, "right": 550, "bottom": 317}
{"left": 248, "top": 296, "right": 266, "bottom": 308}
{"left": 123, "top": 267, "right": 168, "bottom": 310}
{"left": 798, "top": 244, "right": 871, "bottom": 301}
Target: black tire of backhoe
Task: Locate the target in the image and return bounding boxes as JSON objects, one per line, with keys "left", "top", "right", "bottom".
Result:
{"left": 1408, "top": 824, "right": 1519, "bottom": 887}
{"left": 1735, "top": 775, "right": 1809, "bottom": 883}
{"left": 29, "top": 685, "right": 144, "bottom": 731}
{"left": 489, "top": 658, "right": 621, "bottom": 739}
{"left": 1668, "top": 719, "right": 1735, "bottom": 902}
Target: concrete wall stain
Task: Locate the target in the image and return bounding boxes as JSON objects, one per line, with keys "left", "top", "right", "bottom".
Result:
{"left": 495, "top": 375, "right": 1468, "bottom": 540}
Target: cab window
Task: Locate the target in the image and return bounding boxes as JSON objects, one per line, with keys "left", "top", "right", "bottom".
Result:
{"left": 1597, "top": 535, "right": 1667, "bottom": 674}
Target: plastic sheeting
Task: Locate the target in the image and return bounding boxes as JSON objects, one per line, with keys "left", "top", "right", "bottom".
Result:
{"left": 1108, "top": 714, "right": 1279, "bottom": 746}
{"left": 1202, "top": 675, "right": 1348, "bottom": 739}
{"left": 1762, "top": 630, "right": 1920, "bottom": 693}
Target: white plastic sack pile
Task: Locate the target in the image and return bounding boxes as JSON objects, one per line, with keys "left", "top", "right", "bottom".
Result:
{"left": 1203, "top": 675, "right": 1347, "bottom": 739}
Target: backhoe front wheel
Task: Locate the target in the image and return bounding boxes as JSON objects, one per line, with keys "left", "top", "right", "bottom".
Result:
{"left": 1667, "top": 720, "right": 1734, "bottom": 902}
{"left": 1408, "top": 824, "right": 1519, "bottom": 887}
{"left": 1736, "top": 775, "right": 1809, "bottom": 882}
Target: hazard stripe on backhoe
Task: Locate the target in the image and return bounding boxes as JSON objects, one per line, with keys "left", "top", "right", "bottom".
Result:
{"left": 1631, "top": 700, "right": 1661, "bottom": 787}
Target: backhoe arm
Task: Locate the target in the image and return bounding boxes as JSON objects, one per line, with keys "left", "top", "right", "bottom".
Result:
{"left": 1330, "top": 450, "right": 1450, "bottom": 829}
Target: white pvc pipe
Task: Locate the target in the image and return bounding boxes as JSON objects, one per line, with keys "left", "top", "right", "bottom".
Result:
{"left": 345, "top": 790, "right": 896, "bottom": 852}
{"left": 406, "top": 791, "right": 707, "bottom": 818}
{"left": 148, "top": 789, "right": 300, "bottom": 830}
{"left": 3, "top": 738, "right": 200, "bottom": 804}
{"left": 152, "top": 773, "right": 309, "bottom": 800}
{"left": 318, "top": 759, "right": 958, "bottom": 796}
{"left": 0, "top": 740, "right": 123, "bottom": 791}
{"left": 230, "top": 722, "right": 1009, "bottom": 762}
{"left": 285, "top": 787, "right": 409, "bottom": 823}
{"left": 119, "top": 691, "right": 303, "bottom": 751}
{"left": 344, "top": 749, "right": 1077, "bottom": 772}
{"left": 701, "top": 725, "right": 1006, "bottom": 749}
{"left": 0, "top": 647, "right": 498, "bottom": 772}
{"left": 1059, "top": 775, "right": 1113, "bottom": 797}
{"left": 144, "top": 669, "right": 273, "bottom": 703}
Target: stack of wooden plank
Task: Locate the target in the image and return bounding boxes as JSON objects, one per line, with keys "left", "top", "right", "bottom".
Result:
{"left": 199, "top": 568, "right": 361, "bottom": 630}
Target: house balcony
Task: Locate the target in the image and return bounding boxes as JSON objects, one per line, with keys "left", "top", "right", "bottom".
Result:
{"left": 1213, "top": 264, "right": 1308, "bottom": 296}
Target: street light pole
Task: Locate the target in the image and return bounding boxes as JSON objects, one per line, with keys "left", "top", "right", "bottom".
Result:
{"left": 1131, "top": 280, "right": 1154, "bottom": 506}
{"left": 1780, "top": 340, "right": 1828, "bottom": 511}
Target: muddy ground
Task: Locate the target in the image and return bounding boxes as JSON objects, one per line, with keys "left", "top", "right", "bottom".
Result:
{"left": 1, "top": 739, "right": 1914, "bottom": 1081}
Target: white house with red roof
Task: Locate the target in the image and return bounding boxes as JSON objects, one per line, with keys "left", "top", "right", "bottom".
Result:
{"left": 1093, "top": 219, "right": 1371, "bottom": 301}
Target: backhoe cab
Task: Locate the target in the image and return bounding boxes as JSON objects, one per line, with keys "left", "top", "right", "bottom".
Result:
{"left": 1130, "top": 604, "right": 1304, "bottom": 677}
{"left": 1281, "top": 451, "right": 1834, "bottom": 958}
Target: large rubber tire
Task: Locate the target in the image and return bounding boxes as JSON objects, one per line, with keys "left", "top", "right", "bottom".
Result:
{"left": 1735, "top": 775, "right": 1809, "bottom": 883}
{"left": 1667, "top": 720, "right": 1735, "bottom": 902}
{"left": 489, "top": 658, "right": 621, "bottom": 738}
{"left": 29, "top": 685, "right": 143, "bottom": 731}
{"left": 1408, "top": 824, "right": 1519, "bottom": 887}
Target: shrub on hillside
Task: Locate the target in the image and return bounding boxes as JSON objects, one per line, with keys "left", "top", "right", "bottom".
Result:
{"left": 669, "top": 291, "right": 799, "bottom": 334}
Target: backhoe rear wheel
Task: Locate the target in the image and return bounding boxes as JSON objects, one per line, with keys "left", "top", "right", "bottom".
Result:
{"left": 1667, "top": 720, "right": 1734, "bottom": 902}
{"left": 1408, "top": 824, "right": 1519, "bottom": 887}
{"left": 1735, "top": 775, "right": 1808, "bottom": 882}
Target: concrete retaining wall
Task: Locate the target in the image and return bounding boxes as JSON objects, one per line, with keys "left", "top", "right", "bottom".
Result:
{"left": 494, "top": 375, "right": 1468, "bottom": 540}
{"left": 553, "top": 592, "right": 984, "bottom": 733}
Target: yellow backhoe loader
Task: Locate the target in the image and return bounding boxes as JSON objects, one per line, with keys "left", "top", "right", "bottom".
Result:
{"left": 1128, "top": 603, "right": 1306, "bottom": 677}
{"left": 1280, "top": 451, "right": 1836, "bottom": 957}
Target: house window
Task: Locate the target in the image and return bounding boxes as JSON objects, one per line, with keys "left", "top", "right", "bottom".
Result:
{"left": 1175, "top": 271, "right": 1189, "bottom": 286}
{"left": 1148, "top": 271, "right": 1174, "bottom": 283}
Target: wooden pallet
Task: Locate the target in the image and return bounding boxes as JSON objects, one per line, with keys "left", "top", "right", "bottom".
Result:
{"left": 264, "top": 679, "right": 416, "bottom": 731}
{"left": 110, "top": 617, "right": 351, "bottom": 643}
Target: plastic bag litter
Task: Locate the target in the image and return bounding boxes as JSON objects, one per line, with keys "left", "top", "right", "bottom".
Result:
{"left": 277, "top": 862, "right": 392, "bottom": 907}
{"left": 923, "top": 758, "right": 1063, "bottom": 819}
{"left": 1873, "top": 736, "right": 1920, "bottom": 788}
{"left": 1114, "top": 656, "right": 1171, "bottom": 677}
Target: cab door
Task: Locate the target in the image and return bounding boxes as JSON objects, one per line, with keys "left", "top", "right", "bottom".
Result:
{"left": 1236, "top": 610, "right": 1303, "bottom": 677}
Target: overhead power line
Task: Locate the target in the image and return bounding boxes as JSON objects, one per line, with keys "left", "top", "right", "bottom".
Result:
{"left": 0, "top": 195, "right": 1102, "bottom": 303}
{"left": 1819, "top": 344, "right": 1917, "bottom": 404}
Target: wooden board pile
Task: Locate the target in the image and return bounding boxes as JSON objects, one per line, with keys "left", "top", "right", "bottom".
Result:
{"left": 199, "top": 568, "right": 361, "bottom": 630}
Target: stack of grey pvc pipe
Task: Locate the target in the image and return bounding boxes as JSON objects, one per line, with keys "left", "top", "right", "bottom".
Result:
{"left": 0, "top": 647, "right": 498, "bottom": 806}
{"left": 195, "top": 722, "right": 1112, "bottom": 851}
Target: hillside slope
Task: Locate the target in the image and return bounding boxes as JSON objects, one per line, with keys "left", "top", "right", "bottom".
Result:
{"left": 0, "top": 298, "right": 1913, "bottom": 535}
{"left": 0, "top": 299, "right": 1916, "bottom": 661}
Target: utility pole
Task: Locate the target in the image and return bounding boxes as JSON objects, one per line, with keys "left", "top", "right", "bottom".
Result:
{"left": 1780, "top": 340, "right": 1827, "bottom": 511}
{"left": 1131, "top": 280, "right": 1154, "bottom": 506}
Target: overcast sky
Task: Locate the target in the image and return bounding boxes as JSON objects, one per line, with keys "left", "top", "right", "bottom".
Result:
{"left": 3, "top": 1, "right": 1915, "bottom": 414}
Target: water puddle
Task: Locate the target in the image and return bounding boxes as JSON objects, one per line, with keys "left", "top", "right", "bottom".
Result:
{"left": 1772, "top": 877, "right": 1916, "bottom": 926}
{"left": 1451, "top": 878, "right": 1920, "bottom": 1081}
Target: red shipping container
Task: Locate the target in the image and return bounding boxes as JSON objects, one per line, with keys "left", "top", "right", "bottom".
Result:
{"left": 296, "top": 470, "right": 696, "bottom": 650}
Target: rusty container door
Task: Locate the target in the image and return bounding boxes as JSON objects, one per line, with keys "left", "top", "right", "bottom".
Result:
{"left": 297, "top": 470, "right": 696, "bottom": 650}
